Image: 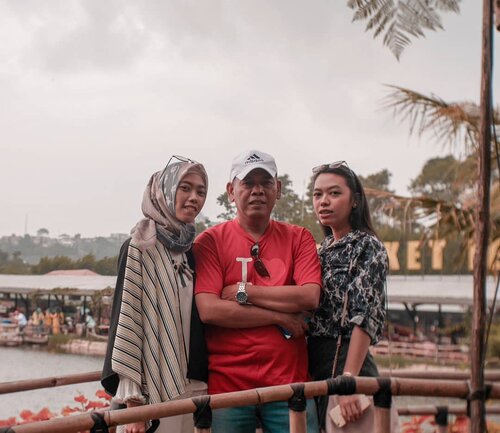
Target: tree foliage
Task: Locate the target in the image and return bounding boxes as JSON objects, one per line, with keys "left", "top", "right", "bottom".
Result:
{"left": 0, "top": 249, "right": 31, "bottom": 274}
{"left": 216, "top": 192, "right": 236, "bottom": 221}
{"left": 348, "top": 0, "right": 461, "bottom": 59}
{"left": 36, "top": 228, "right": 49, "bottom": 237}
{"left": 409, "top": 154, "right": 476, "bottom": 202}
{"left": 31, "top": 254, "right": 118, "bottom": 275}
{"left": 358, "top": 169, "right": 401, "bottom": 239}
{"left": 380, "top": 85, "right": 500, "bottom": 251}
{"left": 272, "top": 174, "right": 304, "bottom": 224}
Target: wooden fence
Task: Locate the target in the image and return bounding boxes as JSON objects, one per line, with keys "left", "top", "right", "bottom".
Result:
{"left": 370, "top": 340, "right": 469, "bottom": 363}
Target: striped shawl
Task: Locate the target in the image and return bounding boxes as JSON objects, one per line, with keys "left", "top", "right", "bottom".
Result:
{"left": 111, "top": 240, "right": 189, "bottom": 404}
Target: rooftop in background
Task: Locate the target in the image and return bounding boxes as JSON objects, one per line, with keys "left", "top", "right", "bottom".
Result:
{"left": 387, "top": 274, "right": 497, "bottom": 308}
{"left": 0, "top": 274, "right": 496, "bottom": 306}
{"left": 0, "top": 273, "right": 116, "bottom": 296}
{"left": 45, "top": 269, "right": 101, "bottom": 276}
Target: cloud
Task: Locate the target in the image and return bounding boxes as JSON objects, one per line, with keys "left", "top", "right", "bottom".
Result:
{"left": 3, "top": 0, "right": 151, "bottom": 73}
{"left": 0, "top": 0, "right": 495, "bottom": 236}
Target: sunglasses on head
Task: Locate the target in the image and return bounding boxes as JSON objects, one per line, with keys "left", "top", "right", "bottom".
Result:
{"left": 312, "top": 160, "right": 352, "bottom": 175}
{"left": 166, "top": 154, "right": 198, "bottom": 168}
{"left": 160, "top": 154, "right": 198, "bottom": 179}
{"left": 250, "top": 243, "right": 270, "bottom": 278}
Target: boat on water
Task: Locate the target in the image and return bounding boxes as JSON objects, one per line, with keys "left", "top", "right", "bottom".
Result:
{"left": 0, "top": 323, "right": 23, "bottom": 346}
{"left": 0, "top": 323, "right": 48, "bottom": 346}
{"left": 22, "top": 324, "right": 49, "bottom": 344}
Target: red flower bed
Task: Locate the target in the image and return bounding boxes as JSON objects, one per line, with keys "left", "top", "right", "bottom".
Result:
{"left": 0, "top": 389, "right": 111, "bottom": 433}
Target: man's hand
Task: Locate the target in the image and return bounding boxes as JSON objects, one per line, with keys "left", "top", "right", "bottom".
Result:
{"left": 221, "top": 284, "right": 239, "bottom": 301}
{"left": 276, "top": 312, "right": 308, "bottom": 338}
{"left": 337, "top": 394, "right": 364, "bottom": 424}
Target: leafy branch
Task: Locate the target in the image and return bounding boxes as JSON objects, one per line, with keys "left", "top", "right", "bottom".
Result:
{"left": 348, "top": 0, "right": 461, "bottom": 59}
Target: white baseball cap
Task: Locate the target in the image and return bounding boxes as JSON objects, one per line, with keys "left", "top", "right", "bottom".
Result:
{"left": 229, "top": 150, "right": 278, "bottom": 181}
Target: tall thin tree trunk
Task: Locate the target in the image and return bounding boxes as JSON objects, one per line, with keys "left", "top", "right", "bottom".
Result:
{"left": 471, "top": 1, "right": 493, "bottom": 432}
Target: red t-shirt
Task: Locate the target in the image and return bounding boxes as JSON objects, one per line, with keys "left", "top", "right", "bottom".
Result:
{"left": 193, "top": 219, "right": 321, "bottom": 394}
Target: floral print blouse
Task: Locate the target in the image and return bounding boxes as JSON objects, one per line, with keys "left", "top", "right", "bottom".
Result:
{"left": 309, "top": 229, "right": 388, "bottom": 344}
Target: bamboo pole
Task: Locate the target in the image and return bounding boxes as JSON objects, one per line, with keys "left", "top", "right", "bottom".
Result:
{"left": 471, "top": 0, "right": 493, "bottom": 432}
{"left": 289, "top": 411, "right": 307, "bottom": 433}
{"left": 6, "top": 378, "right": 500, "bottom": 433}
{"left": 288, "top": 384, "right": 307, "bottom": 433}
{"left": 0, "top": 371, "right": 101, "bottom": 395}
{"left": 396, "top": 404, "right": 500, "bottom": 416}
{"left": 374, "top": 408, "right": 390, "bottom": 433}
{"left": 3, "top": 368, "right": 500, "bottom": 396}
{"left": 379, "top": 369, "right": 500, "bottom": 381}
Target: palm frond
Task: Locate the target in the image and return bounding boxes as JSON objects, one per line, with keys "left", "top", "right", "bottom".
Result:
{"left": 382, "top": 22, "right": 411, "bottom": 62}
{"left": 348, "top": 0, "right": 461, "bottom": 59}
{"left": 364, "top": 187, "right": 499, "bottom": 244}
{"left": 382, "top": 85, "right": 484, "bottom": 152}
{"left": 434, "top": 0, "right": 461, "bottom": 12}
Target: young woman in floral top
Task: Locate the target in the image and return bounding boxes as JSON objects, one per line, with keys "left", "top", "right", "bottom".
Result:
{"left": 308, "top": 161, "right": 388, "bottom": 430}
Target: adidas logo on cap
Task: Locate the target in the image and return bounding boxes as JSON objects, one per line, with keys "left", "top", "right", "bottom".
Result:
{"left": 245, "top": 153, "right": 264, "bottom": 165}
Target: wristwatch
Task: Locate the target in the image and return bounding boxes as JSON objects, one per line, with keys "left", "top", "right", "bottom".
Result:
{"left": 236, "top": 282, "right": 248, "bottom": 305}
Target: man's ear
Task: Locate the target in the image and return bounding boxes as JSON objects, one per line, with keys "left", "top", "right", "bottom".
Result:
{"left": 276, "top": 179, "right": 282, "bottom": 200}
{"left": 226, "top": 181, "right": 235, "bottom": 202}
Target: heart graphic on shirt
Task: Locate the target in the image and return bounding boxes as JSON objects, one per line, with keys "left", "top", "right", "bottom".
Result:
{"left": 253, "top": 258, "right": 288, "bottom": 285}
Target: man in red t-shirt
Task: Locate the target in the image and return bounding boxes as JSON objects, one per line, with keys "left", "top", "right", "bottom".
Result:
{"left": 194, "top": 150, "right": 321, "bottom": 433}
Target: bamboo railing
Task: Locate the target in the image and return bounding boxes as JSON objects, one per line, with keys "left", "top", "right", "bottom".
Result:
{"left": 0, "top": 371, "right": 100, "bottom": 395}
{"left": 396, "top": 404, "right": 500, "bottom": 416}
{"left": 379, "top": 369, "right": 500, "bottom": 381}
{"left": 3, "top": 377, "right": 500, "bottom": 433}
{"left": 2, "top": 368, "right": 500, "bottom": 395}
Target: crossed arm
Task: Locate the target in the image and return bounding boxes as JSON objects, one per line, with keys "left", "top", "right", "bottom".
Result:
{"left": 195, "top": 292, "right": 312, "bottom": 337}
{"left": 220, "top": 283, "right": 320, "bottom": 313}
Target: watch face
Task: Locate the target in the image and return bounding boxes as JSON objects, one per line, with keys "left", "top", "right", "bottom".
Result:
{"left": 236, "top": 291, "right": 248, "bottom": 303}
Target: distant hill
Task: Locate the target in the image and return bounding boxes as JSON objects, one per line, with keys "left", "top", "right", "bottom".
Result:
{"left": 0, "top": 233, "right": 129, "bottom": 265}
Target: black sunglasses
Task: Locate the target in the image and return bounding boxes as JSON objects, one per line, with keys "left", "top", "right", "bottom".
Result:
{"left": 165, "top": 154, "right": 197, "bottom": 170}
{"left": 250, "top": 243, "right": 270, "bottom": 278}
{"left": 312, "top": 160, "right": 352, "bottom": 175}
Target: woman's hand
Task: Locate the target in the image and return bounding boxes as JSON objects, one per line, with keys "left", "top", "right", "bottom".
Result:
{"left": 338, "top": 394, "right": 364, "bottom": 424}
{"left": 125, "top": 421, "right": 146, "bottom": 433}
{"left": 125, "top": 400, "right": 146, "bottom": 433}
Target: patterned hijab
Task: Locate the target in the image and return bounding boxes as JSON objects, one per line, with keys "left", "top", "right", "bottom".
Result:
{"left": 131, "top": 161, "right": 208, "bottom": 252}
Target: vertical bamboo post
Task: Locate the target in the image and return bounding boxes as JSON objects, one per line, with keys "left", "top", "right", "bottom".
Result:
{"left": 471, "top": 1, "right": 493, "bottom": 432}
{"left": 434, "top": 406, "right": 449, "bottom": 433}
{"left": 288, "top": 384, "right": 307, "bottom": 433}
{"left": 374, "top": 407, "right": 391, "bottom": 433}
{"left": 289, "top": 410, "right": 307, "bottom": 433}
{"left": 194, "top": 428, "right": 211, "bottom": 433}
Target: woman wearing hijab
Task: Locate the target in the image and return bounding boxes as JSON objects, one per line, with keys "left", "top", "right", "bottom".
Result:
{"left": 102, "top": 155, "right": 209, "bottom": 433}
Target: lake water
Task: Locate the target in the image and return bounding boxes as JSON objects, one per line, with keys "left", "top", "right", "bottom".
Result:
{"left": 0, "top": 346, "right": 479, "bottom": 428}
{"left": 0, "top": 346, "right": 104, "bottom": 421}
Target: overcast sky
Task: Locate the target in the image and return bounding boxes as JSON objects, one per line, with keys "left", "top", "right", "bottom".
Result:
{"left": 0, "top": 1, "right": 496, "bottom": 237}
